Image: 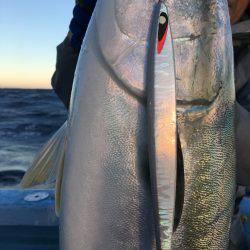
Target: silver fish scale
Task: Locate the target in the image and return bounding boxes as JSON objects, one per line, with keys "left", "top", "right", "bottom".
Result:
{"left": 60, "top": 0, "right": 236, "bottom": 249}
{"left": 61, "top": 1, "right": 157, "bottom": 249}
{"left": 165, "top": 0, "right": 236, "bottom": 249}
{"left": 172, "top": 105, "right": 235, "bottom": 249}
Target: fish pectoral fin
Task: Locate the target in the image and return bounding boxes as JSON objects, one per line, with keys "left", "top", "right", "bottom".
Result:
{"left": 20, "top": 122, "right": 67, "bottom": 214}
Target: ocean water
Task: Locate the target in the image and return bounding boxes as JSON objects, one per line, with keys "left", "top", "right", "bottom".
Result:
{"left": 0, "top": 89, "right": 67, "bottom": 173}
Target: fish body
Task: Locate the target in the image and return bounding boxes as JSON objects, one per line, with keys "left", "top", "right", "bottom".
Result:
{"left": 61, "top": 1, "right": 157, "bottom": 249}
{"left": 58, "top": 0, "right": 236, "bottom": 249}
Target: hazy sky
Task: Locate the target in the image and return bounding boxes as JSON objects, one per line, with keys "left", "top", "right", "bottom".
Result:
{"left": 0, "top": 0, "right": 75, "bottom": 89}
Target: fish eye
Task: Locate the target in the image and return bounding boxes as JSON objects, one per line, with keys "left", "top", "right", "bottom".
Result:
{"left": 159, "top": 15, "right": 167, "bottom": 25}
{"left": 157, "top": 11, "right": 169, "bottom": 54}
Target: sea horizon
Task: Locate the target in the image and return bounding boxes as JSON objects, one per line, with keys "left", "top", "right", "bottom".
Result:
{"left": 0, "top": 89, "right": 67, "bottom": 178}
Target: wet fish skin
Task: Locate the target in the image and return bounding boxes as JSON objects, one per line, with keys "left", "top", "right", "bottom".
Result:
{"left": 60, "top": 0, "right": 236, "bottom": 249}
{"left": 165, "top": 0, "right": 236, "bottom": 249}
{"left": 61, "top": 1, "right": 157, "bottom": 249}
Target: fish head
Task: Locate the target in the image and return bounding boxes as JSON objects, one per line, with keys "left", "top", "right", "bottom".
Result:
{"left": 95, "top": 0, "right": 157, "bottom": 98}
{"left": 94, "top": 0, "right": 234, "bottom": 117}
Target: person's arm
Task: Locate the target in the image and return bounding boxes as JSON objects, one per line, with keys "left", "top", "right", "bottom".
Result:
{"left": 51, "top": 0, "right": 97, "bottom": 109}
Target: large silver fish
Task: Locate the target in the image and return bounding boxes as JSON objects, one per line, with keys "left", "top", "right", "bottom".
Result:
{"left": 22, "top": 0, "right": 236, "bottom": 249}
{"left": 60, "top": 0, "right": 235, "bottom": 249}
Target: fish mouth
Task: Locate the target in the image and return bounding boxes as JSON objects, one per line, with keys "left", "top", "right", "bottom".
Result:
{"left": 176, "top": 86, "right": 222, "bottom": 115}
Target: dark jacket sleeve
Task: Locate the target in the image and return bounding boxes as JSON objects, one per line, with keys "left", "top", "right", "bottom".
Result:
{"left": 51, "top": 0, "right": 97, "bottom": 109}
{"left": 51, "top": 35, "right": 79, "bottom": 109}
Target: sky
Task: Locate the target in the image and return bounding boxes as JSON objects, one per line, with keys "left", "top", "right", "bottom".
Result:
{"left": 0, "top": 0, "right": 75, "bottom": 89}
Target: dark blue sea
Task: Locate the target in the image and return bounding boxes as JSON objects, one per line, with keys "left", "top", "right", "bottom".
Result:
{"left": 0, "top": 89, "right": 67, "bottom": 172}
